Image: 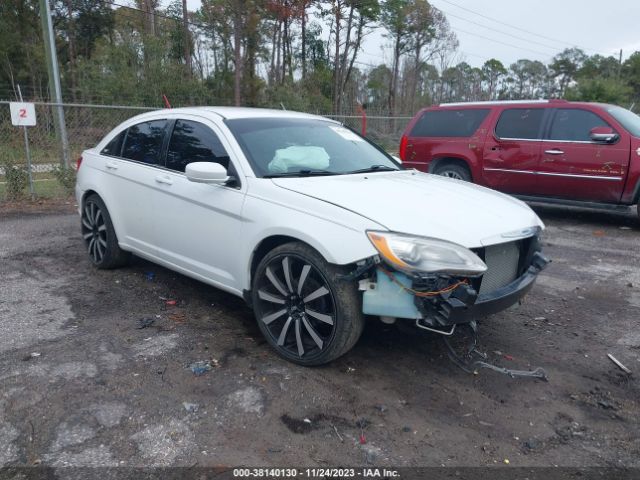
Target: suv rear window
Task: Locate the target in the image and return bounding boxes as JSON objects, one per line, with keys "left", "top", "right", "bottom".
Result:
{"left": 495, "top": 108, "right": 545, "bottom": 140}
{"left": 410, "top": 109, "right": 489, "bottom": 137}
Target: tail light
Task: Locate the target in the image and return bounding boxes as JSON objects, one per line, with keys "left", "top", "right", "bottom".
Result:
{"left": 76, "top": 156, "right": 83, "bottom": 170}
{"left": 399, "top": 134, "right": 408, "bottom": 162}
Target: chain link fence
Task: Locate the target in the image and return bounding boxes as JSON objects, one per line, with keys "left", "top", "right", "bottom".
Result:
{"left": 0, "top": 101, "right": 411, "bottom": 200}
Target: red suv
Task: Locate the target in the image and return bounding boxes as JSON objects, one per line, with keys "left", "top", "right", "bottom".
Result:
{"left": 399, "top": 100, "right": 640, "bottom": 218}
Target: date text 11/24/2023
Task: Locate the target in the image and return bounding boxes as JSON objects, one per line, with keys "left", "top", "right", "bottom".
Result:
{"left": 232, "top": 468, "right": 400, "bottom": 478}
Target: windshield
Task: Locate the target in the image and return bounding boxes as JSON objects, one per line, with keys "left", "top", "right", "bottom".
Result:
{"left": 225, "top": 118, "right": 400, "bottom": 177}
{"left": 605, "top": 105, "right": 640, "bottom": 137}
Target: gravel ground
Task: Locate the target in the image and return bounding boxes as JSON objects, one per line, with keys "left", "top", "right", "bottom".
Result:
{"left": 0, "top": 204, "right": 638, "bottom": 470}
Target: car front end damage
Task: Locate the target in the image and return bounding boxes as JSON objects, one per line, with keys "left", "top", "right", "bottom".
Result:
{"left": 354, "top": 230, "right": 550, "bottom": 378}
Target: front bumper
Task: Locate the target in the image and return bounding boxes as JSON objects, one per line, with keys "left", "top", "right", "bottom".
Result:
{"left": 422, "top": 251, "right": 549, "bottom": 325}
{"left": 362, "top": 242, "right": 549, "bottom": 327}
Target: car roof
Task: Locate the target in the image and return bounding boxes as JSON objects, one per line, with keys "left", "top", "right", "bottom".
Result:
{"left": 130, "top": 106, "right": 333, "bottom": 122}
{"left": 434, "top": 99, "right": 616, "bottom": 110}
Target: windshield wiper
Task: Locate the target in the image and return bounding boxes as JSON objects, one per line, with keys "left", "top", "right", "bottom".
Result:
{"left": 345, "top": 165, "right": 399, "bottom": 175}
{"left": 263, "top": 169, "right": 340, "bottom": 178}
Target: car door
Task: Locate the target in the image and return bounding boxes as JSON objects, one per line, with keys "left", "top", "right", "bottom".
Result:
{"left": 98, "top": 119, "right": 169, "bottom": 256}
{"left": 481, "top": 107, "right": 547, "bottom": 195}
{"left": 536, "top": 108, "right": 628, "bottom": 202}
{"left": 151, "top": 116, "right": 247, "bottom": 293}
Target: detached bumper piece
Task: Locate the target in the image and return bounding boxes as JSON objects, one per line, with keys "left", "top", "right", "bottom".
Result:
{"left": 362, "top": 235, "right": 550, "bottom": 328}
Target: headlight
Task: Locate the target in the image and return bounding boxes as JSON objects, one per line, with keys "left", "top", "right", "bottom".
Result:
{"left": 367, "top": 231, "right": 487, "bottom": 276}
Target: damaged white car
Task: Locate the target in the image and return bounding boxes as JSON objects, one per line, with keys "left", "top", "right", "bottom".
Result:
{"left": 75, "top": 107, "right": 549, "bottom": 366}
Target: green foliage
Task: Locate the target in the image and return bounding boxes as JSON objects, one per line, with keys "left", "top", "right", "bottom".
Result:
{"left": 3, "top": 0, "right": 640, "bottom": 117}
{"left": 566, "top": 78, "right": 632, "bottom": 105}
{"left": 1, "top": 153, "right": 29, "bottom": 200}
{"left": 52, "top": 165, "right": 77, "bottom": 195}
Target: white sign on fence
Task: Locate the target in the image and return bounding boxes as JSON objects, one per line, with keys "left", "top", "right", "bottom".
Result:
{"left": 9, "top": 102, "right": 37, "bottom": 127}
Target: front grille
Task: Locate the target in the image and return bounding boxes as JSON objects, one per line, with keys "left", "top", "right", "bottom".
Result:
{"left": 479, "top": 241, "right": 520, "bottom": 294}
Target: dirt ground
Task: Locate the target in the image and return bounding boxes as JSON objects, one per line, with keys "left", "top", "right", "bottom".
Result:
{"left": 1, "top": 202, "right": 639, "bottom": 470}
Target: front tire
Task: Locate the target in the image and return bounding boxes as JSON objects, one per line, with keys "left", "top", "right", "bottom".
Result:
{"left": 81, "top": 194, "right": 130, "bottom": 269}
{"left": 251, "top": 242, "right": 364, "bottom": 366}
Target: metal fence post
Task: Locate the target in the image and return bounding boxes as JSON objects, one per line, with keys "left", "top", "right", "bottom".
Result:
{"left": 39, "top": 0, "right": 70, "bottom": 169}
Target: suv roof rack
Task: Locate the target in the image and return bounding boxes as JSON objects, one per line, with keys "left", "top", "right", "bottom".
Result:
{"left": 438, "top": 99, "right": 566, "bottom": 107}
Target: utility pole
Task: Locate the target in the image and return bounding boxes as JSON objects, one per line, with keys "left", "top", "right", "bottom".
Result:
{"left": 39, "top": 0, "right": 70, "bottom": 169}
{"left": 618, "top": 49, "right": 623, "bottom": 80}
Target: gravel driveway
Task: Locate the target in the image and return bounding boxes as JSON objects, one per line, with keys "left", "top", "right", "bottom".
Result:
{"left": 0, "top": 204, "right": 638, "bottom": 471}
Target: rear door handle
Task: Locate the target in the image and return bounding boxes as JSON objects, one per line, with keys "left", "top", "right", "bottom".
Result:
{"left": 105, "top": 161, "right": 119, "bottom": 170}
{"left": 544, "top": 149, "right": 564, "bottom": 155}
{"left": 155, "top": 175, "right": 173, "bottom": 186}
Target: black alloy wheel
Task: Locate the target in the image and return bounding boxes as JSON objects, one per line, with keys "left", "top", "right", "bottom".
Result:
{"left": 252, "top": 242, "right": 364, "bottom": 365}
{"left": 81, "top": 194, "right": 130, "bottom": 269}
{"left": 81, "top": 198, "right": 108, "bottom": 264}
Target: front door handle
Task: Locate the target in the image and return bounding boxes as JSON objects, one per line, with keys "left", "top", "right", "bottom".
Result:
{"left": 544, "top": 149, "right": 564, "bottom": 155}
{"left": 105, "top": 161, "right": 119, "bottom": 170}
{"left": 155, "top": 175, "right": 173, "bottom": 186}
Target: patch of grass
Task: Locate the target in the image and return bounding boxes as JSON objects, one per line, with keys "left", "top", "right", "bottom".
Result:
{"left": 0, "top": 177, "right": 66, "bottom": 200}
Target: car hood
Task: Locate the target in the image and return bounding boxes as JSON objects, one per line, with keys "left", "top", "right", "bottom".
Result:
{"left": 272, "top": 170, "right": 544, "bottom": 248}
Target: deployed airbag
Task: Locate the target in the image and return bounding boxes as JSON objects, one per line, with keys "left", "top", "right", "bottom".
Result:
{"left": 268, "top": 146, "right": 330, "bottom": 174}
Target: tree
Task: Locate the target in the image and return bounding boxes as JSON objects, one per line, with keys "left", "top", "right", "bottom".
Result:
{"left": 566, "top": 78, "right": 631, "bottom": 105}
{"left": 380, "top": 0, "right": 411, "bottom": 116}
{"left": 549, "top": 47, "right": 587, "bottom": 97}
{"left": 481, "top": 58, "right": 506, "bottom": 100}
{"left": 623, "top": 51, "right": 640, "bottom": 105}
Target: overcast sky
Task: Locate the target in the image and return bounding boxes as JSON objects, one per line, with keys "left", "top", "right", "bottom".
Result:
{"left": 182, "top": 0, "right": 640, "bottom": 69}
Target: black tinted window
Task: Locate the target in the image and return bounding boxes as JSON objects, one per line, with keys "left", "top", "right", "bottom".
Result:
{"left": 410, "top": 109, "right": 489, "bottom": 137}
{"left": 121, "top": 120, "right": 167, "bottom": 165}
{"left": 495, "top": 108, "right": 545, "bottom": 140}
{"left": 548, "top": 109, "right": 609, "bottom": 141}
{"left": 166, "top": 120, "right": 230, "bottom": 172}
{"left": 101, "top": 131, "right": 125, "bottom": 156}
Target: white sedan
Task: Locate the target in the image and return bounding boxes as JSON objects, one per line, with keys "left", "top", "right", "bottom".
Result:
{"left": 75, "top": 107, "right": 548, "bottom": 365}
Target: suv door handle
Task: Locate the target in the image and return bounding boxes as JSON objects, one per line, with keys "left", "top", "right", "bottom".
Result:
{"left": 105, "top": 161, "right": 119, "bottom": 170}
{"left": 155, "top": 175, "right": 173, "bottom": 186}
{"left": 544, "top": 149, "right": 564, "bottom": 155}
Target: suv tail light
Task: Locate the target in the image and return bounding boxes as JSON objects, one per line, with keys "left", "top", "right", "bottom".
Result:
{"left": 399, "top": 134, "right": 408, "bottom": 161}
{"left": 76, "top": 156, "right": 83, "bottom": 170}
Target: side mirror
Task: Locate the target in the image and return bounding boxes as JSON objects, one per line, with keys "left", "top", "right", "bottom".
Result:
{"left": 589, "top": 126, "right": 618, "bottom": 143}
{"left": 185, "top": 162, "right": 229, "bottom": 185}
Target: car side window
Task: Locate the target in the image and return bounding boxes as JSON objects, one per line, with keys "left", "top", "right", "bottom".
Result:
{"left": 495, "top": 108, "right": 545, "bottom": 140}
{"left": 101, "top": 131, "right": 126, "bottom": 157}
{"left": 166, "top": 120, "right": 230, "bottom": 173}
{"left": 410, "top": 109, "right": 490, "bottom": 137}
{"left": 121, "top": 120, "right": 168, "bottom": 165}
{"left": 548, "top": 109, "right": 609, "bottom": 142}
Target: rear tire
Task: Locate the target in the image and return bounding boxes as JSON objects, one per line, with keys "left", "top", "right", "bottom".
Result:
{"left": 81, "top": 194, "right": 130, "bottom": 269}
{"left": 434, "top": 162, "right": 471, "bottom": 182}
{"left": 251, "top": 242, "right": 364, "bottom": 366}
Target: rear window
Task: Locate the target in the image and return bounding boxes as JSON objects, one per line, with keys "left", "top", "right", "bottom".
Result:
{"left": 101, "top": 131, "right": 125, "bottom": 157}
{"left": 495, "top": 108, "right": 545, "bottom": 140}
{"left": 410, "top": 109, "right": 489, "bottom": 137}
{"left": 121, "top": 120, "right": 168, "bottom": 165}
